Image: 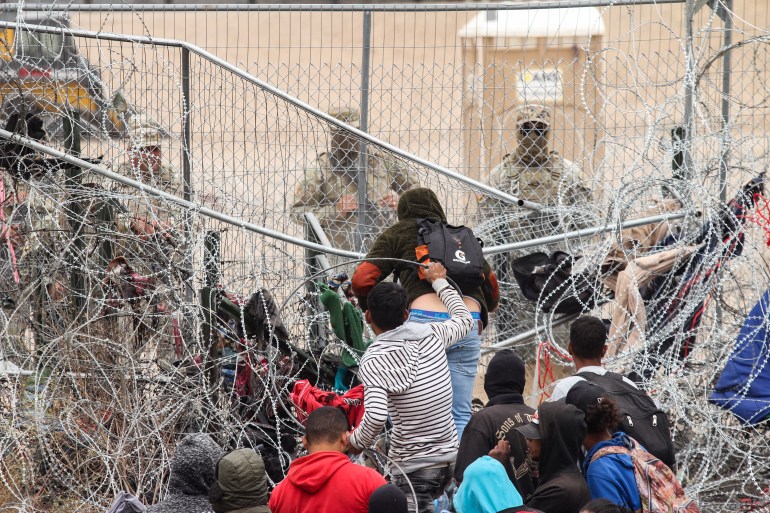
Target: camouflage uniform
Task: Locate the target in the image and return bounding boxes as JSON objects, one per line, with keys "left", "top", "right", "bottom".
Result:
{"left": 291, "top": 107, "right": 419, "bottom": 252}
{"left": 107, "top": 117, "right": 185, "bottom": 365}
{"left": 110, "top": 117, "right": 184, "bottom": 279}
{"left": 112, "top": 162, "right": 182, "bottom": 235}
{"left": 478, "top": 105, "right": 592, "bottom": 345}
{"left": 479, "top": 105, "right": 590, "bottom": 216}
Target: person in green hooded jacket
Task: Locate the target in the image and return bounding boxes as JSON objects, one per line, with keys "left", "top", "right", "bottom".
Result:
{"left": 208, "top": 448, "right": 271, "bottom": 513}
{"left": 352, "top": 187, "right": 500, "bottom": 439}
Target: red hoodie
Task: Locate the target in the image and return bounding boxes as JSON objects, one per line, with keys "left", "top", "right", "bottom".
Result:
{"left": 269, "top": 451, "right": 386, "bottom": 513}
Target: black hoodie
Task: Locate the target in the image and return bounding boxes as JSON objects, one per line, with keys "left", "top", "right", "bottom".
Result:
{"left": 526, "top": 401, "right": 591, "bottom": 513}
{"left": 352, "top": 187, "right": 499, "bottom": 327}
{"left": 455, "top": 350, "right": 536, "bottom": 499}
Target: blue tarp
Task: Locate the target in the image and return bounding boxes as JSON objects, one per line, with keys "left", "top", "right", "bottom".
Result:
{"left": 710, "top": 288, "right": 770, "bottom": 425}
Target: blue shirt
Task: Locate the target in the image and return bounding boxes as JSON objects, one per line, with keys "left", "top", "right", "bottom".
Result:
{"left": 583, "top": 432, "right": 642, "bottom": 511}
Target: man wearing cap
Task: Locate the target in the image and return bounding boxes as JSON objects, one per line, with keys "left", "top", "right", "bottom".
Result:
{"left": 515, "top": 401, "right": 591, "bottom": 513}
{"left": 291, "top": 107, "right": 419, "bottom": 251}
{"left": 109, "top": 115, "right": 185, "bottom": 365}
{"left": 480, "top": 104, "right": 589, "bottom": 212}
{"left": 478, "top": 104, "right": 591, "bottom": 343}
{"left": 113, "top": 115, "right": 183, "bottom": 246}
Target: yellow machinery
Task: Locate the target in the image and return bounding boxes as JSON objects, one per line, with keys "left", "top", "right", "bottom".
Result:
{"left": 0, "top": 13, "right": 127, "bottom": 136}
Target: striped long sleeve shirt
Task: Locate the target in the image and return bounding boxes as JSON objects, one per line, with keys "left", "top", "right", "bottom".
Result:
{"left": 349, "top": 278, "right": 474, "bottom": 474}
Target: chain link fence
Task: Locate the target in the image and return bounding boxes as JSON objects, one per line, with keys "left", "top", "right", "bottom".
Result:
{"left": 0, "top": 2, "right": 769, "bottom": 512}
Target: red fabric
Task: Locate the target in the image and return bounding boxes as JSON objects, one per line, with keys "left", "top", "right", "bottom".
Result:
{"left": 172, "top": 318, "right": 183, "bottom": 359}
{"left": 485, "top": 270, "right": 501, "bottom": 311}
{"left": 290, "top": 379, "right": 366, "bottom": 429}
{"left": 352, "top": 261, "right": 383, "bottom": 297}
{"left": 269, "top": 452, "right": 385, "bottom": 513}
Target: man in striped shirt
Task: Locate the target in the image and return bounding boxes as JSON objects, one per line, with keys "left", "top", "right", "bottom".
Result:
{"left": 348, "top": 262, "right": 474, "bottom": 513}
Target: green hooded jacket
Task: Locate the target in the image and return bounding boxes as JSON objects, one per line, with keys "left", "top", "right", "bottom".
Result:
{"left": 353, "top": 187, "right": 499, "bottom": 327}
{"left": 208, "top": 449, "right": 271, "bottom": 513}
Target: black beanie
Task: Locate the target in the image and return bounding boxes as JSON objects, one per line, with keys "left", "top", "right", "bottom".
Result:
{"left": 484, "top": 349, "right": 526, "bottom": 398}
{"left": 369, "top": 484, "right": 408, "bottom": 513}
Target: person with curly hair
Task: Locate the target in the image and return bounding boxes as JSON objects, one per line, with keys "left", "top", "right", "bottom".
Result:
{"left": 564, "top": 382, "right": 641, "bottom": 511}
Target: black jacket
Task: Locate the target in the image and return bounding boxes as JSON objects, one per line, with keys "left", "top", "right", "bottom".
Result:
{"left": 455, "top": 393, "right": 536, "bottom": 499}
{"left": 499, "top": 507, "right": 546, "bottom": 513}
{"left": 526, "top": 402, "right": 591, "bottom": 513}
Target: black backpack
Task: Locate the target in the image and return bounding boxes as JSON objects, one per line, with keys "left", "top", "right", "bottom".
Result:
{"left": 511, "top": 251, "right": 604, "bottom": 314}
{"left": 580, "top": 371, "right": 676, "bottom": 469}
{"left": 415, "top": 218, "right": 485, "bottom": 294}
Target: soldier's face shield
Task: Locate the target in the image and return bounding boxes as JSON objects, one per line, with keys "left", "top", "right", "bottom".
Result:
{"left": 518, "top": 121, "right": 550, "bottom": 137}
{"left": 516, "top": 121, "right": 551, "bottom": 160}
{"left": 330, "top": 128, "right": 360, "bottom": 167}
{"left": 129, "top": 145, "right": 162, "bottom": 175}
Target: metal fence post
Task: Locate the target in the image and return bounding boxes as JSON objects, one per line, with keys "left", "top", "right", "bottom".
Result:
{"left": 356, "top": 9, "right": 372, "bottom": 253}
{"left": 719, "top": 0, "right": 733, "bottom": 204}
{"left": 182, "top": 46, "right": 193, "bottom": 303}
{"left": 304, "top": 217, "right": 327, "bottom": 351}
{"left": 716, "top": 0, "right": 733, "bottom": 330}
{"left": 204, "top": 231, "right": 221, "bottom": 289}
{"left": 63, "top": 111, "right": 85, "bottom": 315}
{"left": 682, "top": 0, "right": 695, "bottom": 183}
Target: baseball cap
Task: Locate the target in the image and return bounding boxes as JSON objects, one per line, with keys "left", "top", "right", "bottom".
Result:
{"left": 515, "top": 409, "right": 542, "bottom": 440}
{"left": 328, "top": 106, "right": 360, "bottom": 128}
{"left": 564, "top": 380, "right": 606, "bottom": 414}
{"left": 127, "top": 114, "right": 163, "bottom": 148}
{"left": 515, "top": 104, "right": 551, "bottom": 127}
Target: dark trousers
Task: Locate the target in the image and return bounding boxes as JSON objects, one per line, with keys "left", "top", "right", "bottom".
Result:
{"left": 391, "top": 463, "right": 454, "bottom": 513}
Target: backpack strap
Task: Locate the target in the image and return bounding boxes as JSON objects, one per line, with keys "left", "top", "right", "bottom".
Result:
{"left": 591, "top": 439, "right": 660, "bottom": 465}
{"left": 590, "top": 444, "right": 632, "bottom": 463}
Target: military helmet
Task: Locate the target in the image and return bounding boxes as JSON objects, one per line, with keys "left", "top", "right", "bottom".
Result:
{"left": 328, "top": 106, "right": 360, "bottom": 129}
{"left": 127, "top": 114, "right": 163, "bottom": 148}
{"left": 515, "top": 104, "right": 551, "bottom": 127}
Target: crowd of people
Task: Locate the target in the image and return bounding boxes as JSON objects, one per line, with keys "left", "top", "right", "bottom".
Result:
{"left": 110, "top": 261, "right": 694, "bottom": 513}
{"left": 104, "top": 110, "right": 694, "bottom": 512}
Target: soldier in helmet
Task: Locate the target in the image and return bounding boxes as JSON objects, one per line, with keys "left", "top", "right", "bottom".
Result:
{"left": 108, "top": 115, "right": 185, "bottom": 365}
{"left": 479, "top": 105, "right": 592, "bottom": 343}
{"left": 481, "top": 104, "right": 589, "bottom": 211}
{"left": 113, "top": 115, "right": 182, "bottom": 243}
{"left": 291, "top": 107, "right": 419, "bottom": 252}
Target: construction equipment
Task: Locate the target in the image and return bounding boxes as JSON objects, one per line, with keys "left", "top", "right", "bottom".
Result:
{"left": 0, "top": 12, "right": 127, "bottom": 137}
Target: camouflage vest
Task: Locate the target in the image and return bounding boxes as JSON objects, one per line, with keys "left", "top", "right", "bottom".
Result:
{"left": 503, "top": 151, "right": 564, "bottom": 204}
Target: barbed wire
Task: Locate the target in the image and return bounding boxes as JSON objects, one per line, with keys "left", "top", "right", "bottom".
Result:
{"left": 0, "top": 2, "right": 769, "bottom": 513}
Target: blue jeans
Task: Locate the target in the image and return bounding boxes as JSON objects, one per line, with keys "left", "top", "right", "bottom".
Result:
{"left": 391, "top": 463, "right": 454, "bottom": 513}
{"left": 408, "top": 310, "right": 481, "bottom": 439}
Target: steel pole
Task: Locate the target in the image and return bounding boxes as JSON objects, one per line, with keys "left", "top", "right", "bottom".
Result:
{"left": 182, "top": 47, "right": 193, "bottom": 302}
{"left": 716, "top": 0, "right": 733, "bottom": 330}
{"left": 481, "top": 313, "right": 580, "bottom": 355}
{"left": 719, "top": 0, "right": 732, "bottom": 204}
{"left": 682, "top": 0, "right": 696, "bottom": 182}
{"left": 0, "top": 2, "right": 688, "bottom": 12}
{"left": 356, "top": 9, "right": 372, "bottom": 253}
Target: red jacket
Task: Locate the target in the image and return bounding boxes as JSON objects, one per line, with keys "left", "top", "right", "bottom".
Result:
{"left": 269, "top": 452, "right": 386, "bottom": 513}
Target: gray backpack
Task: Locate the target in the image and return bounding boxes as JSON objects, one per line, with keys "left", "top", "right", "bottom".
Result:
{"left": 107, "top": 492, "right": 146, "bottom": 513}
